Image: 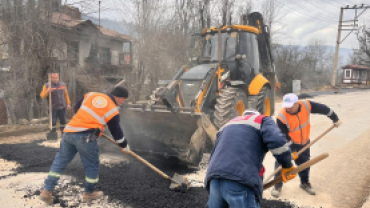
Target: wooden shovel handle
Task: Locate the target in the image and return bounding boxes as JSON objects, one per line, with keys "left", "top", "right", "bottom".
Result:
{"left": 48, "top": 73, "right": 52, "bottom": 130}
{"left": 263, "top": 152, "right": 329, "bottom": 190}
{"left": 296, "top": 125, "right": 335, "bottom": 155}
{"left": 100, "top": 134, "right": 178, "bottom": 184}
{"left": 128, "top": 151, "right": 176, "bottom": 182}
{"left": 263, "top": 125, "right": 335, "bottom": 184}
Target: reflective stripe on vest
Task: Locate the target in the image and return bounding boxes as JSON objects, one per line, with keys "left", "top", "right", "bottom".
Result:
{"left": 278, "top": 100, "right": 311, "bottom": 144}
{"left": 219, "top": 114, "right": 264, "bottom": 132}
{"left": 64, "top": 92, "right": 119, "bottom": 132}
{"left": 64, "top": 126, "right": 90, "bottom": 132}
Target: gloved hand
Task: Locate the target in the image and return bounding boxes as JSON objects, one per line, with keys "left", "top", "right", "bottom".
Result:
{"left": 291, "top": 152, "right": 299, "bottom": 160}
{"left": 281, "top": 166, "right": 297, "bottom": 183}
{"left": 121, "top": 144, "right": 131, "bottom": 154}
{"left": 334, "top": 120, "right": 342, "bottom": 128}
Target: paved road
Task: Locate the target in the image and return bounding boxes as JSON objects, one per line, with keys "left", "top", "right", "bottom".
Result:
{"left": 298, "top": 87, "right": 370, "bottom": 98}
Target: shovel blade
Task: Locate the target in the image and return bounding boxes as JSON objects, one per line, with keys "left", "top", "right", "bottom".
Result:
{"left": 170, "top": 173, "right": 190, "bottom": 191}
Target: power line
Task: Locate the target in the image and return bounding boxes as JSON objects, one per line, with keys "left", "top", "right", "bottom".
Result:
{"left": 274, "top": 0, "right": 337, "bottom": 24}
{"left": 281, "top": 0, "right": 339, "bottom": 21}
{"left": 331, "top": 4, "right": 370, "bottom": 87}
{"left": 301, "top": 0, "right": 339, "bottom": 16}
{"left": 274, "top": 0, "right": 338, "bottom": 29}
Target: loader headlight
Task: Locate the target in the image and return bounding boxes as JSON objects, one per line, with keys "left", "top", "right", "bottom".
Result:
{"left": 207, "top": 29, "right": 211, "bottom": 33}
{"left": 236, "top": 54, "right": 241, "bottom": 59}
{"left": 226, "top": 27, "right": 231, "bottom": 31}
{"left": 242, "top": 54, "right": 247, "bottom": 59}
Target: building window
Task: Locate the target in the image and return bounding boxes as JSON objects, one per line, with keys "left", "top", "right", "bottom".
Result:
{"left": 67, "top": 42, "right": 79, "bottom": 60}
{"left": 353, "top": 70, "right": 360, "bottom": 79}
{"left": 67, "top": 41, "right": 79, "bottom": 67}
{"left": 361, "top": 71, "right": 367, "bottom": 78}
{"left": 123, "top": 42, "right": 130, "bottom": 52}
{"left": 344, "top": 69, "right": 351, "bottom": 78}
{"left": 100, "top": 47, "right": 111, "bottom": 65}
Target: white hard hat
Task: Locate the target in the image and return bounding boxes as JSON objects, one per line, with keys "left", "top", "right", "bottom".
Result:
{"left": 242, "top": 109, "right": 260, "bottom": 116}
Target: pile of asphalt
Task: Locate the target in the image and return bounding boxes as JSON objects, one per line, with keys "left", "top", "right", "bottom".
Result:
{"left": 0, "top": 140, "right": 294, "bottom": 208}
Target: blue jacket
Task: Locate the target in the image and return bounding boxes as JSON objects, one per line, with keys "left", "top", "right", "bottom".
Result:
{"left": 204, "top": 114, "right": 293, "bottom": 202}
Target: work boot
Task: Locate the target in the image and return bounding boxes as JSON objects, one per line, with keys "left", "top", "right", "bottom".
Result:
{"left": 39, "top": 189, "right": 53, "bottom": 205}
{"left": 82, "top": 191, "right": 104, "bottom": 202}
{"left": 271, "top": 184, "right": 282, "bottom": 198}
{"left": 300, "top": 182, "right": 316, "bottom": 195}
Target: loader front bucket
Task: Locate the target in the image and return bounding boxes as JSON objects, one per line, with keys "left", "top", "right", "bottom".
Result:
{"left": 117, "top": 105, "right": 207, "bottom": 167}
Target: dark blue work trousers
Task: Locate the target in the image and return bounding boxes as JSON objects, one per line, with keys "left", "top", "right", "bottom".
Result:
{"left": 51, "top": 108, "right": 67, "bottom": 132}
{"left": 274, "top": 140, "right": 310, "bottom": 187}
{"left": 44, "top": 131, "right": 100, "bottom": 193}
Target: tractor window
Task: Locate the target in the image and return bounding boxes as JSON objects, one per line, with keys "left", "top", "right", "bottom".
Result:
{"left": 209, "top": 33, "right": 228, "bottom": 62}
{"left": 224, "top": 32, "right": 237, "bottom": 61}
{"left": 239, "top": 32, "right": 260, "bottom": 75}
{"left": 202, "top": 35, "right": 212, "bottom": 58}
{"left": 202, "top": 32, "right": 244, "bottom": 62}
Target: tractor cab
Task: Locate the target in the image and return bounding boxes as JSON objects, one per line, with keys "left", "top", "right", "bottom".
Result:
{"left": 190, "top": 25, "right": 261, "bottom": 86}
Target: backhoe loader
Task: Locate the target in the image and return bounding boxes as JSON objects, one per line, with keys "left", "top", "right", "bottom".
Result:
{"left": 112, "top": 12, "right": 280, "bottom": 167}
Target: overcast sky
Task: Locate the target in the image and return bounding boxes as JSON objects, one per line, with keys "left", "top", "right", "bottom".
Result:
{"left": 253, "top": 0, "right": 369, "bottom": 49}
{"left": 70, "top": 0, "right": 369, "bottom": 49}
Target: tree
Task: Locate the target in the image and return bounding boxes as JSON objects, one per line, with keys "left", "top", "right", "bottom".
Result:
{"left": 261, "top": 0, "right": 285, "bottom": 43}
{"left": 357, "top": 28, "right": 370, "bottom": 65}
{"left": 274, "top": 45, "right": 305, "bottom": 94}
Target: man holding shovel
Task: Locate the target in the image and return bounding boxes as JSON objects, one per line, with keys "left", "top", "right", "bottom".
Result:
{"left": 271, "top": 93, "right": 342, "bottom": 197}
{"left": 40, "top": 73, "right": 71, "bottom": 139}
{"left": 205, "top": 109, "right": 297, "bottom": 208}
{"left": 39, "top": 86, "right": 130, "bottom": 205}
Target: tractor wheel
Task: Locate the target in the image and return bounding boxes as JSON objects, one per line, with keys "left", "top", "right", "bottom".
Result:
{"left": 256, "top": 85, "right": 272, "bottom": 116}
{"left": 213, "top": 87, "right": 248, "bottom": 129}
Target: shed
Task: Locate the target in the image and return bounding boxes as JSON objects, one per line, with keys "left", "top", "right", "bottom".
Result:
{"left": 342, "top": 64, "right": 370, "bottom": 85}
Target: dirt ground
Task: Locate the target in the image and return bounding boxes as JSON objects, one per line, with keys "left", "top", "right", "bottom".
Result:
{"left": 1, "top": 89, "right": 370, "bottom": 207}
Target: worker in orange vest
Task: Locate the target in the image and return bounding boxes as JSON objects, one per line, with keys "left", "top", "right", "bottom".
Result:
{"left": 40, "top": 87, "right": 129, "bottom": 205}
{"left": 271, "top": 93, "right": 342, "bottom": 197}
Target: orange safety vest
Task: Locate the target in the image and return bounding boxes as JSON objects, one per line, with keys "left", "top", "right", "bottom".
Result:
{"left": 277, "top": 100, "right": 311, "bottom": 145}
{"left": 64, "top": 92, "right": 119, "bottom": 133}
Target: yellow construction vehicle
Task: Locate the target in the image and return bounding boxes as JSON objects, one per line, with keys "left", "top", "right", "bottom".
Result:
{"left": 115, "top": 12, "right": 280, "bottom": 167}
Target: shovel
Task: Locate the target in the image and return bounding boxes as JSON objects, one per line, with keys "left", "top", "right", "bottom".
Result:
{"left": 263, "top": 125, "right": 335, "bottom": 184}
{"left": 101, "top": 134, "right": 190, "bottom": 192}
{"left": 263, "top": 152, "right": 329, "bottom": 190}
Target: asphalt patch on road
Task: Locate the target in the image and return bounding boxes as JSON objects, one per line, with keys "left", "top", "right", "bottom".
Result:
{"left": 0, "top": 140, "right": 294, "bottom": 208}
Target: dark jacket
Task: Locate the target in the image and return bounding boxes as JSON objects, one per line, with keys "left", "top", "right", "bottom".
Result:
{"left": 205, "top": 114, "right": 293, "bottom": 202}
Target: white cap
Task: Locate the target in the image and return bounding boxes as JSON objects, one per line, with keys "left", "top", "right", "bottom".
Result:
{"left": 243, "top": 109, "right": 261, "bottom": 116}
{"left": 282, "top": 93, "right": 298, "bottom": 108}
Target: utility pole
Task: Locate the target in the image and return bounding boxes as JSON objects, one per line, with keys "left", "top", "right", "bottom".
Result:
{"left": 331, "top": 8, "right": 343, "bottom": 87}
{"left": 331, "top": 4, "right": 370, "bottom": 87}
